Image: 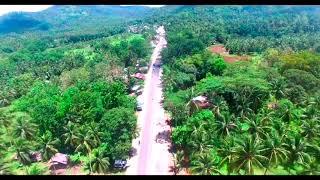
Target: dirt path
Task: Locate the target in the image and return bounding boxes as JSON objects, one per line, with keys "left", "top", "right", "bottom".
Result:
{"left": 126, "top": 26, "right": 174, "bottom": 175}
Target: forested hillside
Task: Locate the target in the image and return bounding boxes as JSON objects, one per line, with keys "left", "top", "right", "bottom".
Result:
{"left": 0, "top": 5, "right": 320, "bottom": 175}
{"left": 144, "top": 5, "right": 320, "bottom": 55}
{"left": 155, "top": 5, "right": 320, "bottom": 175}
{"left": 0, "top": 5, "right": 153, "bottom": 35}
{"left": 0, "top": 5, "right": 154, "bottom": 175}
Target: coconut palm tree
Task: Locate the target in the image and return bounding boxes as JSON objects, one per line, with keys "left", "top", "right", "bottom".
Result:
{"left": 87, "top": 122, "right": 103, "bottom": 146}
{"left": 301, "top": 118, "right": 320, "bottom": 140}
{"left": 0, "top": 161, "right": 11, "bottom": 175}
{"left": 270, "top": 118, "right": 290, "bottom": 138}
{"left": 232, "top": 87, "right": 255, "bottom": 118}
{"left": 62, "top": 121, "right": 80, "bottom": 149}
{"left": 38, "top": 131, "right": 60, "bottom": 161}
{"left": 305, "top": 96, "right": 320, "bottom": 117}
{"left": 185, "top": 87, "right": 203, "bottom": 116}
{"left": 0, "top": 135, "right": 7, "bottom": 155}
{"left": 189, "top": 121, "right": 210, "bottom": 152}
{"left": 190, "top": 150, "right": 222, "bottom": 175}
{"left": 232, "top": 135, "right": 268, "bottom": 175}
{"left": 262, "top": 132, "right": 289, "bottom": 175}
{"left": 0, "top": 109, "right": 11, "bottom": 132}
{"left": 215, "top": 112, "right": 238, "bottom": 137}
{"left": 186, "top": 100, "right": 201, "bottom": 116}
{"left": 284, "top": 135, "right": 311, "bottom": 166}
{"left": 217, "top": 137, "right": 236, "bottom": 175}
{"left": 0, "top": 116, "right": 13, "bottom": 147}
{"left": 299, "top": 158, "right": 320, "bottom": 175}
{"left": 173, "top": 150, "right": 185, "bottom": 175}
{"left": 25, "top": 163, "right": 48, "bottom": 175}
{"left": 269, "top": 77, "right": 287, "bottom": 100}
{"left": 244, "top": 114, "right": 272, "bottom": 140}
{"left": 75, "top": 127, "right": 97, "bottom": 155}
{"left": 12, "top": 138, "right": 33, "bottom": 165}
{"left": 276, "top": 100, "right": 300, "bottom": 122}
{"left": 210, "top": 94, "right": 229, "bottom": 119}
{"left": 87, "top": 147, "right": 110, "bottom": 174}
{"left": 12, "top": 116, "right": 37, "bottom": 140}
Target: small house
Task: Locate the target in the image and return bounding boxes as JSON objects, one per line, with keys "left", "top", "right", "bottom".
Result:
{"left": 49, "top": 153, "right": 69, "bottom": 171}
{"left": 131, "top": 85, "right": 141, "bottom": 92}
{"left": 192, "top": 95, "right": 211, "bottom": 108}
{"left": 139, "top": 66, "right": 149, "bottom": 73}
{"left": 131, "top": 73, "right": 145, "bottom": 80}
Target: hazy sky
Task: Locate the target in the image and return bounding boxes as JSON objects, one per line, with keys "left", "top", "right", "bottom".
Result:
{"left": 0, "top": 5, "right": 164, "bottom": 16}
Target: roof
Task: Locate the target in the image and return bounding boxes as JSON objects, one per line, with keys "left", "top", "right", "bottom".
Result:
{"left": 139, "top": 66, "right": 148, "bottom": 70}
{"left": 131, "top": 85, "right": 141, "bottom": 91}
{"left": 131, "top": 73, "right": 145, "bottom": 80}
{"left": 192, "top": 96, "right": 207, "bottom": 103}
{"left": 50, "top": 153, "right": 68, "bottom": 165}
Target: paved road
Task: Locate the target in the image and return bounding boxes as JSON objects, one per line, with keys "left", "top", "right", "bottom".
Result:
{"left": 126, "top": 26, "right": 173, "bottom": 175}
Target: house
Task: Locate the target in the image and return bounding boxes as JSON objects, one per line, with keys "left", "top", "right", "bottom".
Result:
{"left": 49, "top": 153, "right": 69, "bottom": 171}
{"left": 131, "top": 73, "right": 145, "bottom": 80}
{"left": 131, "top": 85, "right": 141, "bottom": 92}
{"left": 139, "top": 66, "right": 149, "bottom": 74}
{"left": 191, "top": 95, "right": 211, "bottom": 108}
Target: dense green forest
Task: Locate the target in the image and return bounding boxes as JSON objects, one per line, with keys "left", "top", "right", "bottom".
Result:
{"left": 0, "top": 5, "right": 153, "bottom": 174}
{"left": 158, "top": 5, "right": 320, "bottom": 175}
{"left": 1, "top": 5, "right": 320, "bottom": 175}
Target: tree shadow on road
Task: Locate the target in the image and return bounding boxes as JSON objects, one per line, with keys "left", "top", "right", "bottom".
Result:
{"left": 129, "top": 147, "right": 137, "bottom": 157}
{"left": 155, "top": 130, "right": 171, "bottom": 144}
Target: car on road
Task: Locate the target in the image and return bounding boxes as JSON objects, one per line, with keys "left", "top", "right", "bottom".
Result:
{"left": 114, "top": 160, "right": 129, "bottom": 169}
{"left": 153, "top": 62, "right": 161, "bottom": 68}
{"left": 136, "top": 89, "right": 143, "bottom": 96}
{"left": 136, "top": 101, "right": 143, "bottom": 111}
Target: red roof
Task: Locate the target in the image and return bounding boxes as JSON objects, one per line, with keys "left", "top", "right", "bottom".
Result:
{"left": 132, "top": 73, "right": 145, "bottom": 80}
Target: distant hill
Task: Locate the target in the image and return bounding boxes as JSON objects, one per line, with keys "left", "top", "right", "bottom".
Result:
{"left": 0, "top": 12, "right": 50, "bottom": 34}
{"left": 0, "top": 5, "right": 155, "bottom": 35}
{"left": 2, "top": 5, "right": 320, "bottom": 36}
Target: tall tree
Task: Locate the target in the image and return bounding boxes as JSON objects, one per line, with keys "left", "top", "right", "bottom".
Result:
{"left": 262, "top": 132, "right": 289, "bottom": 175}
{"left": 232, "top": 135, "right": 268, "bottom": 175}
{"left": 190, "top": 149, "right": 222, "bottom": 175}
{"left": 12, "top": 138, "right": 33, "bottom": 165}
{"left": 86, "top": 145, "right": 110, "bottom": 174}
{"left": 12, "top": 115, "right": 37, "bottom": 140}
{"left": 37, "top": 131, "right": 60, "bottom": 161}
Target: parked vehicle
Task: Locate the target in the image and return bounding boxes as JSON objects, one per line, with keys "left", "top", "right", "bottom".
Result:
{"left": 136, "top": 89, "right": 143, "bottom": 96}
{"left": 136, "top": 101, "right": 143, "bottom": 111}
{"left": 153, "top": 62, "right": 161, "bottom": 68}
{"left": 114, "top": 160, "right": 129, "bottom": 169}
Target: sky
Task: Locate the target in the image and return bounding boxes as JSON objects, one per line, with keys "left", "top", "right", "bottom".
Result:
{"left": 0, "top": 5, "right": 165, "bottom": 16}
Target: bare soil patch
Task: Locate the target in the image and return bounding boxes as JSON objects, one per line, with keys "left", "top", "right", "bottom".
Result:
{"left": 210, "top": 44, "right": 228, "bottom": 54}
{"left": 209, "top": 44, "right": 250, "bottom": 63}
